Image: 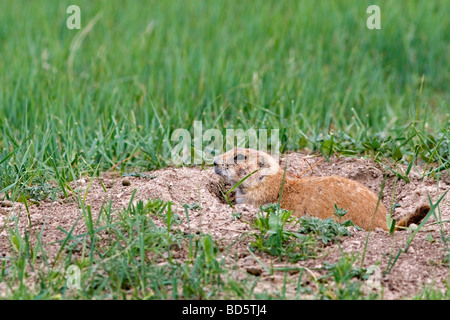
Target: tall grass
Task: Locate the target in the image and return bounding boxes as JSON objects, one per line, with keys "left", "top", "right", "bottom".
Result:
{"left": 0, "top": 0, "right": 448, "bottom": 200}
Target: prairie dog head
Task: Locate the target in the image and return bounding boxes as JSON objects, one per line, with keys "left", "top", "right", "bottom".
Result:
{"left": 213, "top": 148, "right": 280, "bottom": 193}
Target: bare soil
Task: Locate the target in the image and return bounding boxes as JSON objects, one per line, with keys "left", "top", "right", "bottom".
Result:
{"left": 1, "top": 151, "right": 449, "bottom": 299}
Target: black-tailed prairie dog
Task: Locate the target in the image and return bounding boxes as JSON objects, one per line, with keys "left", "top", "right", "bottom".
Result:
{"left": 213, "top": 148, "right": 430, "bottom": 231}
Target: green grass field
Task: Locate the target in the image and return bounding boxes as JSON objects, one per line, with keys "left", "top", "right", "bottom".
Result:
{"left": 0, "top": 0, "right": 449, "bottom": 300}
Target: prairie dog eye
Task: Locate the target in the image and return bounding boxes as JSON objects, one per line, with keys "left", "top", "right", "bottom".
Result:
{"left": 234, "top": 154, "right": 247, "bottom": 162}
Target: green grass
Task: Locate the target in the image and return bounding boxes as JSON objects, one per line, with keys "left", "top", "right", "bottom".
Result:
{"left": 0, "top": 0, "right": 449, "bottom": 300}
{"left": 0, "top": 197, "right": 379, "bottom": 300}
{"left": 0, "top": 0, "right": 448, "bottom": 199}
{"left": 249, "top": 204, "right": 353, "bottom": 262}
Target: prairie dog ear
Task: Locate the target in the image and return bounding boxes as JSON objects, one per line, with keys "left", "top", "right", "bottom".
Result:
{"left": 258, "top": 157, "right": 267, "bottom": 168}
{"left": 258, "top": 153, "right": 280, "bottom": 176}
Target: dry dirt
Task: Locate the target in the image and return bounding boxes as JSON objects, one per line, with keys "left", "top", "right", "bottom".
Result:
{"left": 1, "top": 151, "right": 449, "bottom": 299}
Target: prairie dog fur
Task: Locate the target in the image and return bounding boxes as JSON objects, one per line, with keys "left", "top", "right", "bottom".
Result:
{"left": 213, "top": 148, "right": 430, "bottom": 231}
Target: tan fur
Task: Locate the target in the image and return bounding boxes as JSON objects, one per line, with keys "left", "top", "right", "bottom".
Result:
{"left": 213, "top": 148, "right": 430, "bottom": 231}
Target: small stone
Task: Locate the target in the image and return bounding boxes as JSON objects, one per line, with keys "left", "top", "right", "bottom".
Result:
{"left": 122, "top": 179, "right": 131, "bottom": 186}
{"left": 409, "top": 223, "right": 418, "bottom": 230}
{"left": 106, "top": 182, "right": 114, "bottom": 188}
{"left": 246, "top": 267, "right": 262, "bottom": 276}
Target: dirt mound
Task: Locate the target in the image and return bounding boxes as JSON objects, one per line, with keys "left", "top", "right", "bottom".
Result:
{"left": 1, "top": 151, "right": 449, "bottom": 299}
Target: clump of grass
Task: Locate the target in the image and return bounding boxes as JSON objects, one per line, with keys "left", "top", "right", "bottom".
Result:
{"left": 414, "top": 281, "right": 450, "bottom": 300}
{"left": 318, "top": 255, "right": 379, "bottom": 300}
{"left": 249, "top": 204, "right": 353, "bottom": 262}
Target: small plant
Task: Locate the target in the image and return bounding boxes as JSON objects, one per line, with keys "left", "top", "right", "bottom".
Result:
{"left": 20, "top": 182, "right": 61, "bottom": 202}
{"left": 333, "top": 204, "right": 348, "bottom": 223}
{"left": 298, "top": 215, "right": 353, "bottom": 245}
{"left": 249, "top": 204, "right": 316, "bottom": 261}
{"left": 231, "top": 212, "right": 242, "bottom": 221}
{"left": 249, "top": 204, "right": 352, "bottom": 262}
{"left": 184, "top": 202, "right": 201, "bottom": 210}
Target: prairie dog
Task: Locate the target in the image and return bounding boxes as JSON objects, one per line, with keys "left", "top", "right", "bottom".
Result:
{"left": 213, "top": 148, "right": 430, "bottom": 231}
